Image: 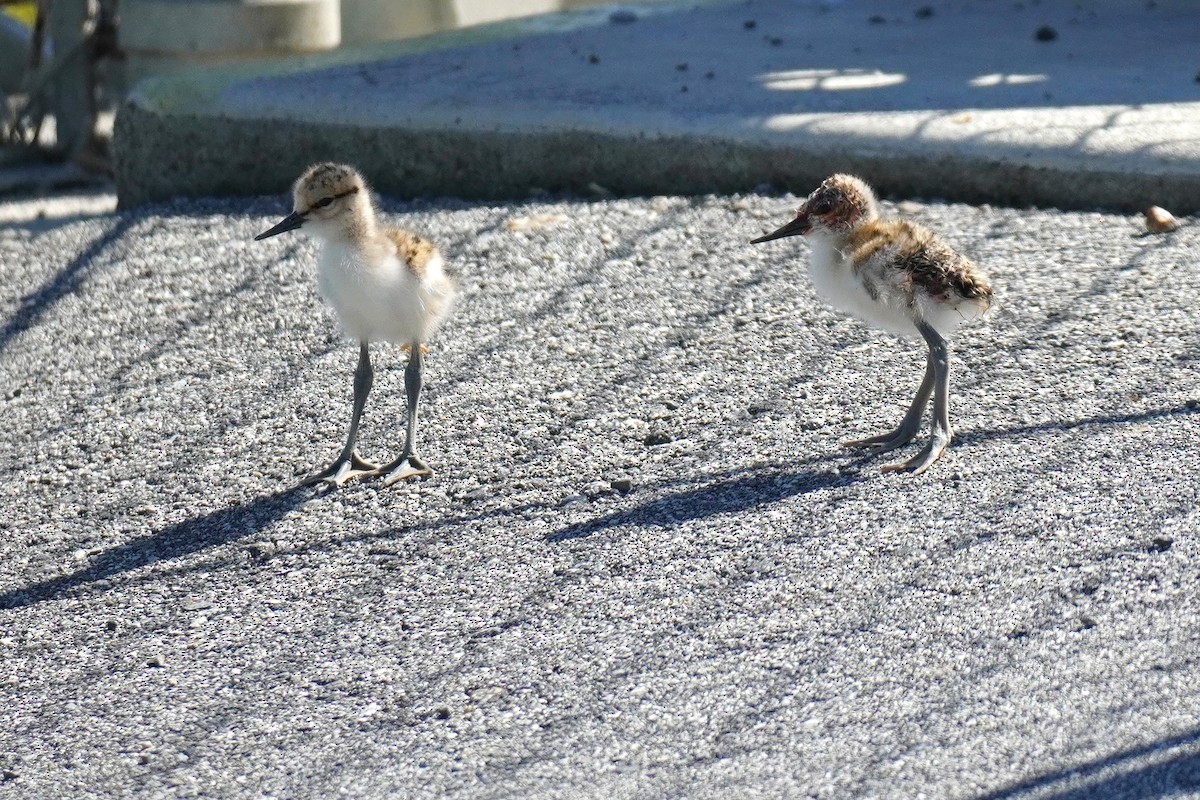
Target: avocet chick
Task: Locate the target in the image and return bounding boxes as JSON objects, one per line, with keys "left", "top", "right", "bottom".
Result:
{"left": 752, "top": 174, "right": 992, "bottom": 475}
{"left": 256, "top": 163, "right": 456, "bottom": 486}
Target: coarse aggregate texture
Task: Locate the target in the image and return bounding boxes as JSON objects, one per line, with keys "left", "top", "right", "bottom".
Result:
{"left": 1, "top": 187, "right": 1200, "bottom": 799}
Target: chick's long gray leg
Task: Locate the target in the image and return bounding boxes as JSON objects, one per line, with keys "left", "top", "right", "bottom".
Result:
{"left": 842, "top": 353, "right": 935, "bottom": 454}
{"left": 375, "top": 340, "right": 433, "bottom": 486}
{"left": 882, "top": 322, "right": 952, "bottom": 475}
{"left": 301, "top": 341, "right": 379, "bottom": 487}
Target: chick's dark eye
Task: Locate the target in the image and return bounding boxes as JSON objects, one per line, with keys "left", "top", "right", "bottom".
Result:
{"left": 810, "top": 197, "right": 834, "bottom": 214}
{"left": 315, "top": 197, "right": 333, "bottom": 208}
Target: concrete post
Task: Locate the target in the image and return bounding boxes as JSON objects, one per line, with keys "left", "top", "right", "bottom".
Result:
{"left": 339, "top": 1, "right": 669, "bottom": 46}
{"left": 47, "top": 0, "right": 93, "bottom": 157}
{"left": 340, "top": 0, "right": 449, "bottom": 45}
{"left": 120, "top": 0, "right": 341, "bottom": 86}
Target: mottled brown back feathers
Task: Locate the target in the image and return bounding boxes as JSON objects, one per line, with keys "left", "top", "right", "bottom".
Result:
{"left": 850, "top": 219, "right": 992, "bottom": 307}
{"left": 385, "top": 229, "right": 438, "bottom": 277}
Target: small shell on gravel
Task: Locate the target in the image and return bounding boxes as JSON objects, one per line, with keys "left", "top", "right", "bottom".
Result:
{"left": 1143, "top": 206, "right": 1179, "bottom": 233}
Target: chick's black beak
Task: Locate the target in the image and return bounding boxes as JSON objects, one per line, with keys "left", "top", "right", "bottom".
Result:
{"left": 255, "top": 211, "right": 305, "bottom": 240}
{"left": 751, "top": 213, "right": 811, "bottom": 244}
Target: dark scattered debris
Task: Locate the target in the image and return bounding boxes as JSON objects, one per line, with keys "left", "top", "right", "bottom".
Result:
{"left": 244, "top": 541, "right": 275, "bottom": 558}
{"left": 1035, "top": 25, "right": 1058, "bottom": 41}
{"left": 609, "top": 9, "right": 638, "bottom": 24}
{"left": 1147, "top": 534, "right": 1174, "bottom": 553}
{"left": 915, "top": 5, "right": 935, "bottom": 18}
{"left": 766, "top": 36, "right": 783, "bottom": 46}
{"left": 588, "top": 53, "right": 600, "bottom": 64}
{"left": 705, "top": 70, "right": 715, "bottom": 79}
{"left": 868, "top": 14, "right": 886, "bottom": 24}
{"left": 743, "top": 19, "right": 756, "bottom": 29}
{"left": 676, "top": 62, "right": 689, "bottom": 71}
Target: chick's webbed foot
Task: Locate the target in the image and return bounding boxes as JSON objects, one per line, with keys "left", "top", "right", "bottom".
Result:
{"left": 841, "top": 427, "right": 920, "bottom": 455}
{"left": 371, "top": 455, "right": 433, "bottom": 486}
{"left": 300, "top": 451, "right": 379, "bottom": 487}
{"left": 880, "top": 435, "right": 949, "bottom": 476}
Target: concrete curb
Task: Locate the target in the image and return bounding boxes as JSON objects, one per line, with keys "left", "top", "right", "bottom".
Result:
{"left": 114, "top": 103, "right": 1200, "bottom": 212}
{"left": 113, "top": 0, "right": 1200, "bottom": 212}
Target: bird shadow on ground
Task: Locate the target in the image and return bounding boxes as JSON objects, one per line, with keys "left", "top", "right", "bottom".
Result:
{"left": 0, "top": 486, "right": 309, "bottom": 610}
{"left": 975, "top": 724, "right": 1200, "bottom": 800}
{"left": 546, "top": 397, "right": 1200, "bottom": 543}
{"left": 547, "top": 455, "right": 862, "bottom": 543}
{"left": 953, "top": 401, "right": 1200, "bottom": 449}
{"left": 0, "top": 215, "right": 135, "bottom": 357}
{"left": 268, "top": 450, "right": 862, "bottom": 560}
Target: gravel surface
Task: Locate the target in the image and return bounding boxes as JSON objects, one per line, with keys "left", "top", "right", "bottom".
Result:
{"left": 2, "top": 186, "right": 1199, "bottom": 799}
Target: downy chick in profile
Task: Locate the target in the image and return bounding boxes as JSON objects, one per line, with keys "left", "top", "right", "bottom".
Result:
{"left": 256, "top": 163, "right": 456, "bottom": 487}
{"left": 752, "top": 174, "right": 992, "bottom": 475}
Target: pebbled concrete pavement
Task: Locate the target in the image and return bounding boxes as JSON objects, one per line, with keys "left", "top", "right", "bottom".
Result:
{"left": 9, "top": 2, "right": 1200, "bottom": 796}
{"left": 113, "top": 0, "right": 1200, "bottom": 211}
{"left": 1, "top": 182, "right": 1199, "bottom": 798}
